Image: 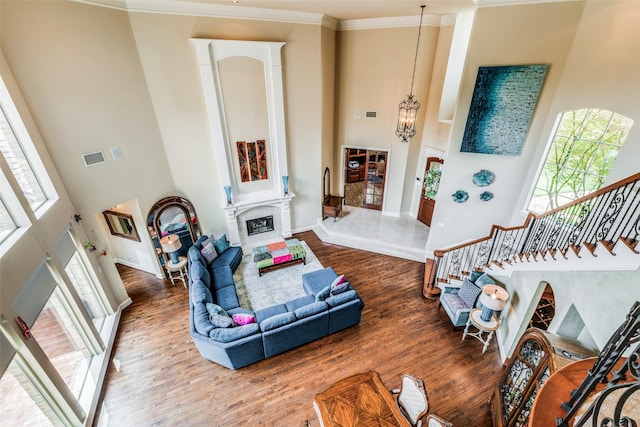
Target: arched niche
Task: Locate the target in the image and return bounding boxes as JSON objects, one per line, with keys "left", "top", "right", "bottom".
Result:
{"left": 190, "top": 39, "right": 289, "bottom": 204}
{"left": 147, "top": 196, "right": 201, "bottom": 273}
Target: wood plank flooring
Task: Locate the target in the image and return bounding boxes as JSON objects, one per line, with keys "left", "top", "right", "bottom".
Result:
{"left": 95, "top": 231, "right": 505, "bottom": 426}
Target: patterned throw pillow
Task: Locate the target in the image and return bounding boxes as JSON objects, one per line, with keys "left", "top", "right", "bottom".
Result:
{"left": 209, "top": 313, "right": 236, "bottom": 328}
{"left": 458, "top": 278, "right": 481, "bottom": 309}
{"left": 213, "top": 234, "right": 231, "bottom": 254}
{"left": 206, "top": 303, "right": 229, "bottom": 317}
{"left": 331, "top": 280, "right": 350, "bottom": 296}
{"left": 232, "top": 313, "right": 256, "bottom": 325}
{"left": 200, "top": 242, "right": 218, "bottom": 263}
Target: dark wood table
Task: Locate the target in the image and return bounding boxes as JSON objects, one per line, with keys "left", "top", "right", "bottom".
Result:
{"left": 313, "top": 370, "right": 410, "bottom": 427}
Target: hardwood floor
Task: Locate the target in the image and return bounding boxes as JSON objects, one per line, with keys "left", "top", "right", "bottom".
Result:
{"left": 95, "top": 231, "right": 504, "bottom": 426}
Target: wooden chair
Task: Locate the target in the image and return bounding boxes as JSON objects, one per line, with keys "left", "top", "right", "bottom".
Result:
{"left": 425, "top": 413, "right": 453, "bottom": 426}
{"left": 322, "top": 167, "right": 343, "bottom": 221}
{"left": 391, "top": 374, "right": 429, "bottom": 427}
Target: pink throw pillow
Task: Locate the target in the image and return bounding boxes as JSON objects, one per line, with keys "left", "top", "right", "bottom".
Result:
{"left": 232, "top": 314, "right": 256, "bottom": 326}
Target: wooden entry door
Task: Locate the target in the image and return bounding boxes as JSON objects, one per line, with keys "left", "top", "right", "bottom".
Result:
{"left": 417, "top": 157, "right": 443, "bottom": 226}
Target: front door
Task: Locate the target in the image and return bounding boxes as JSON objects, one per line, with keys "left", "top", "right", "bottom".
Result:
{"left": 417, "top": 157, "right": 443, "bottom": 226}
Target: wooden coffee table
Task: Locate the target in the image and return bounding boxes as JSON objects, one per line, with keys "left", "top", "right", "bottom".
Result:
{"left": 313, "top": 371, "right": 410, "bottom": 426}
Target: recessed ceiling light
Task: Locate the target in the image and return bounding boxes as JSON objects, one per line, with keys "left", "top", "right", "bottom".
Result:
{"left": 231, "top": 0, "right": 239, "bottom": 4}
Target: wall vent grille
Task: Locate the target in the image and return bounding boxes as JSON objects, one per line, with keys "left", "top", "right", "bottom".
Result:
{"left": 365, "top": 110, "right": 377, "bottom": 119}
{"left": 82, "top": 151, "right": 106, "bottom": 167}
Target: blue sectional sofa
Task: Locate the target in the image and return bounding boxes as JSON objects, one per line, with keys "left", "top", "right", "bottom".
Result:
{"left": 187, "top": 236, "right": 364, "bottom": 370}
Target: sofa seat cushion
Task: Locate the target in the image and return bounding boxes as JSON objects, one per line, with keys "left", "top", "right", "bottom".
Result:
{"left": 255, "top": 304, "right": 288, "bottom": 324}
{"left": 302, "top": 267, "right": 338, "bottom": 295}
{"left": 260, "top": 312, "right": 296, "bottom": 332}
{"left": 294, "top": 301, "right": 328, "bottom": 320}
{"left": 215, "top": 284, "right": 240, "bottom": 310}
{"left": 211, "top": 265, "right": 234, "bottom": 290}
{"left": 211, "top": 246, "right": 243, "bottom": 272}
{"left": 325, "top": 290, "right": 358, "bottom": 308}
{"left": 285, "top": 295, "right": 316, "bottom": 312}
{"left": 441, "top": 292, "right": 471, "bottom": 312}
{"left": 209, "top": 323, "right": 260, "bottom": 342}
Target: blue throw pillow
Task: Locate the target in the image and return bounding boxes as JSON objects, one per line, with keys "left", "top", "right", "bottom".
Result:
{"left": 475, "top": 273, "right": 496, "bottom": 287}
{"left": 213, "top": 234, "right": 230, "bottom": 254}
{"left": 469, "top": 270, "right": 483, "bottom": 283}
{"left": 458, "top": 278, "right": 481, "bottom": 308}
{"left": 315, "top": 285, "right": 332, "bottom": 302}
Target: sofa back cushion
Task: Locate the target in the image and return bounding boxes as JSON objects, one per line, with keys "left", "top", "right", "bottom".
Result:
{"left": 260, "top": 312, "right": 296, "bottom": 332}
{"left": 325, "top": 290, "right": 358, "bottom": 308}
{"left": 190, "top": 256, "right": 210, "bottom": 288}
{"left": 193, "top": 301, "right": 215, "bottom": 336}
{"left": 191, "top": 279, "right": 213, "bottom": 305}
{"left": 294, "top": 301, "right": 328, "bottom": 320}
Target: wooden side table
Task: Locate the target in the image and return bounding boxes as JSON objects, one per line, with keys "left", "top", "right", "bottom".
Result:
{"left": 166, "top": 256, "right": 188, "bottom": 288}
{"left": 463, "top": 308, "right": 499, "bottom": 353}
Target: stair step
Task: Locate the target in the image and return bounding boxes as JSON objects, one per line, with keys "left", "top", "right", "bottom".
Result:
{"left": 570, "top": 244, "right": 582, "bottom": 258}
{"left": 584, "top": 242, "right": 598, "bottom": 257}
{"left": 620, "top": 237, "right": 639, "bottom": 254}
{"left": 599, "top": 240, "right": 617, "bottom": 256}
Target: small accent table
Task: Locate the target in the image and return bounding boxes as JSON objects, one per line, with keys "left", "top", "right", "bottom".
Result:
{"left": 463, "top": 308, "right": 499, "bottom": 353}
{"left": 166, "top": 256, "right": 188, "bottom": 288}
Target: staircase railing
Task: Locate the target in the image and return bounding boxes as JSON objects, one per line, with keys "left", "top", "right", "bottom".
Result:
{"left": 427, "top": 173, "right": 640, "bottom": 288}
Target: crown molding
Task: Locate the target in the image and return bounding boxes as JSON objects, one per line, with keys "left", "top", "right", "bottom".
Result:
{"left": 478, "top": 0, "right": 583, "bottom": 8}
{"left": 338, "top": 14, "right": 446, "bottom": 31}
{"left": 72, "top": 0, "right": 454, "bottom": 29}
{"left": 72, "top": 0, "right": 325, "bottom": 25}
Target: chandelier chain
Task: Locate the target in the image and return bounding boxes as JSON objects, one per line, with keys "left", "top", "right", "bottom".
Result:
{"left": 409, "top": 5, "right": 426, "bottom": 97}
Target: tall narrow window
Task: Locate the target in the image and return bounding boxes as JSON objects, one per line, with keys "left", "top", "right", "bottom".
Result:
{"left": 527, "top": 108, "right": 633, "bottom": 213}
{"left": 0, "top": 196, "right": 17, "bottom": 244}
{"left": 0, "top": 77, "right": 56, "bottom": 215}
{"left": 65, "top": 252, "right": 108, "bottom": 331}
{"left": 0, "top": 354, "right": 65, "bottom": 427}
{"left": 29, "top": 286, "right": 95, "bottom": 399}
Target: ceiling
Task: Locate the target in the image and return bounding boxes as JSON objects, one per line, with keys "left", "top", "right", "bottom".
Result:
{"left": 175, "top": 0, "right": 479, "bottom": 21}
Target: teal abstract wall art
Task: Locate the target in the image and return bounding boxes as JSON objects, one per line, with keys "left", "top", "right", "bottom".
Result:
{"left": 461, "top": 65, "right": 549, "bottom": 156}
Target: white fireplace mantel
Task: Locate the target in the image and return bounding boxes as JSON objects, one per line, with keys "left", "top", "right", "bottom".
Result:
{"left": 222, "top": 192, "right": 295, "bottom": 246}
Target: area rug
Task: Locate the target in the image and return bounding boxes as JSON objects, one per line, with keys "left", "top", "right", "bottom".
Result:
{"left": 233, "top": 241, "right": 324, "bottom": 311}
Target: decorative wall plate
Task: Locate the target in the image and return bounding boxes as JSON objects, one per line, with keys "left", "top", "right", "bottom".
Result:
{"left": 473, "top": 169, "right": 495, "bottom": 187}
{"left": 452, "top": 190, "right": 469, "bottom": 203}
{"left": 480, "top": 191, "right": 494, "bottom": 201}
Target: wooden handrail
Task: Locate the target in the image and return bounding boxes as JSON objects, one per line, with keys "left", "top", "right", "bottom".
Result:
{"left": 433, "top": 172, "right": 640, "bottom": 258}
{"left": 428, "top": 172, "right": 640, "bottom": 287}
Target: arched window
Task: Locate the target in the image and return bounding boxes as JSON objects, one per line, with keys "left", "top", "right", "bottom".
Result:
{"left": 527, "top": 108, "right": 633, "bottom": 213}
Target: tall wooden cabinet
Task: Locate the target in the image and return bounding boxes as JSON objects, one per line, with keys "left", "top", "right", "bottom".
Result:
{"left": 489, "top": 328, "right": 597, "bottom": 427}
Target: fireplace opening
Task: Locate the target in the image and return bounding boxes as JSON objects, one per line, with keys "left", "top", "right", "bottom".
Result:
{"left": 246, "top": 215, "right": 274, "bottom": 236}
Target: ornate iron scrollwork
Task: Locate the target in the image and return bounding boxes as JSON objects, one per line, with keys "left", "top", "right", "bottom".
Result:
{"left": 558, "top": 302, "right": 640, "bottom": 427}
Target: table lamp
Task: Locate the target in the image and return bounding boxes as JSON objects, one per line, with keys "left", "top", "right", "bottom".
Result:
{"left": 479, "top": 284, "right": 509, "bottom": 322}
{"left": 160, "top": 234, "right": 182, "bottom": 264}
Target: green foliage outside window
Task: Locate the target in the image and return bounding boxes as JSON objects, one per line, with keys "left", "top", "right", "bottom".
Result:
{"left": 528, "top": 108, "right": 633, "bottom": 213}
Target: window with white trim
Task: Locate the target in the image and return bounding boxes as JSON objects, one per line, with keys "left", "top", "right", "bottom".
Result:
{"left": 0, "top": 195, "right": 17, "bottom": 244}
{"left": 0, "top": 76, "right": 57, "bottom": 217}
{"left": 527, "top": 108, "right": 633, "bottom": 213}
